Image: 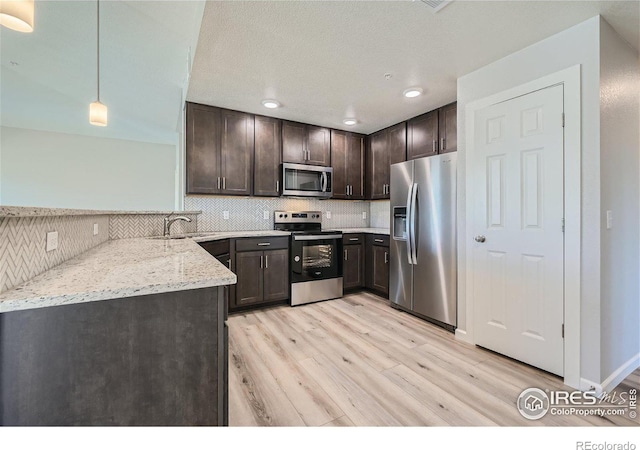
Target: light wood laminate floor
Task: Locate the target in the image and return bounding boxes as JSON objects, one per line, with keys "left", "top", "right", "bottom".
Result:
{"left": 228, "top": 292, "right": 640, "bottom": 426}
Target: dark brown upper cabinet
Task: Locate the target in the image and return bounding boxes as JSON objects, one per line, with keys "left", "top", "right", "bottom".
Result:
{"left": 254, "top": 115, "right": 282, "bottom": 197}
{"left": 366, "top": 122, "right": 406, "bottom": 200}
{"left": 407, "top": 110, "right": 439, "bottom": 160}
{"left": 331, "top": 130, "right": 364, "bottom": 200}
{"left": 282, "top": 121, "right": 330, "bottom": 166}
{"left": 186, "top": 103, "right": 254, "bottom": 196}
{"left": 438, "top": 102, "right": 457, "bottom": 154}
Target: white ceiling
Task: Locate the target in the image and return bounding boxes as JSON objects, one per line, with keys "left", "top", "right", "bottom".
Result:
{"left": 187, "top": 0, "right": 640, "bottom": 135}
{"left": 0, "top": 1, "right": 205, "bottom": 144}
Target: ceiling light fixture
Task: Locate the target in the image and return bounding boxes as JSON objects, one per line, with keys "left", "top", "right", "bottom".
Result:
{"left": 403, "top": 88, "right": 423, "bottom": 98}
{"left": 90, "top": 0, "right": 107, "bottom": 127}
{"left": 0, "top": 0, "right": 34, "bottom": 33}
{"left": 343, "top": 119, "right": 357, "bottom": 126}
{"left": 262, "top": 99, "right": 280, "bottom": 109}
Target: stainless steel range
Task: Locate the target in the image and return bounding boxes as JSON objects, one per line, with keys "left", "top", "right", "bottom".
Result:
{"left": 274, "top": 211, "right": 343, "bottom": 306}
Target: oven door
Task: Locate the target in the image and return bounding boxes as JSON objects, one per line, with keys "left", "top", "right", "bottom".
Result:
{"left": 291, "top": 235, "right": 343, "bottom": 283}
{"left": 282, "top": 163, "right": 332, "bottom": 198}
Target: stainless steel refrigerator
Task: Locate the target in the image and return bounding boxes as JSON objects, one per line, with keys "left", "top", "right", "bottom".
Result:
{"left": 389, "top": 154, "right": 457, "bottom": 331}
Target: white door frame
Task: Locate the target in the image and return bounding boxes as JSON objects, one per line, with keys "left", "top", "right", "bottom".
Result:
{"left": 462, "top": 65, "right": 581, "bottom": 389}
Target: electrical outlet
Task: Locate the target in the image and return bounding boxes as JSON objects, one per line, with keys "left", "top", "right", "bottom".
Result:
{"left": 223, "top": 211, "right": 229, "bottom": 220}
{"left": 263, "top": 210, "right": 269, "bottom": 220}
{"left": 46, "top": 231, "right": 58, "bottom": 252}
{"left": 93, "top": 223, "right": 99, "bottom": 235}
{"left": 326, "top": 211, "right": 332, "bottom": 219}
{"left": 606, "top": 210, "right": 613, "bottom": 229}
{"left": 362, "top": 211, "right": 367, "bottom": 220}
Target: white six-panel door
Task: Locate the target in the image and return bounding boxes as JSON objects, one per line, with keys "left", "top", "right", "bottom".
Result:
{"left": 472, "top": 84, "right": 565, "bottom": 376}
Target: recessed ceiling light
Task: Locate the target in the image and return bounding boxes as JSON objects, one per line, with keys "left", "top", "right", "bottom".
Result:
{"left": 343, "top": 119, "right": 357, "bottom": 126}
{"left": 262, "top": 99, "right": 280, "bottom": 109}
{"left": 403, "top": 88, "right": 423, "bottom": 98}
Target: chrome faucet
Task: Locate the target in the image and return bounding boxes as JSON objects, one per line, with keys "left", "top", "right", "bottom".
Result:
{"left": 163, "top": 215, "right": 192, "bottom": 237}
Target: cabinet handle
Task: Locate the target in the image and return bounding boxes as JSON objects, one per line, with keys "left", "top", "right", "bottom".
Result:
{"left": 375, "top": 239, "right": 384, "bottom": 243}
{"left": 344, "top": 249, "right": 348, "bottom": 261}
{"left": 382, "top": 183, "right": 386, "bottom": 195}
{"left": 260, "top": 255, "right": 263, "bottom": 269}
{"left": 217, "top": 177, "right": 221, "bottom": 189}
{"left": 228, "top": 259, "right": 232, "bottom": 269}
{"left": 350, "top": 185, "right": 353, "bottom": 196}
{"left": 257, "top": 242, "right": 271, "bottom": 246}
{"left": 433, "top": 140, "right": 437, "bottom": 152}
{"left": 276, "top": 180, "right": 279, "bottom": 193}
{"left": 349, "top": 237, "right": 359, "bottom": 241}
{"left": 223, "top": 177, "right": 226, "bottom": 189}
{"left": 384, "top": 251, "right": 389, "bottom": 264}
{"left": 441, "top": 138, "right": 445, "bottom": 151}
{"left": 265, "top": 255, "right": 268, "bottom": 269}
{"left": 346, "top": 185, "right": 349, "bottom": 195}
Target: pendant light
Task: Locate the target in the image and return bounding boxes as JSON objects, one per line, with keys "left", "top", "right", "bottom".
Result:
{"left": 0, "top": 0, "right": 35, "bottom": 32}
{"left": 90, "top": 0, "right": 107, "bottom": 126}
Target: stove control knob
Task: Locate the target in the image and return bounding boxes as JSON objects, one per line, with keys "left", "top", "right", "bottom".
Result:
{"left": 279, "top": 214, "right": 283, "bottom": 218}
{"left": 294, "top": 255, "right": 300, "bottom": 262}
{"left": 284, "top": 214, "right": 288, "bottom": 218}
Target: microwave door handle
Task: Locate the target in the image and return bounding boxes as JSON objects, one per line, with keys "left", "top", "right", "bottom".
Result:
{"left": 321, "top": 172, "right": 327, "bottom": 193}
{"left": 405, "top": 183, "right": 414, "bottom": 265}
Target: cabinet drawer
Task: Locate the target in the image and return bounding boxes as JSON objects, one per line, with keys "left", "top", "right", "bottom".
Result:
{"left": 343, "top": 234, "right": 364, "bottom": 245}
{"left": 371, "top": 234, "right": 390, "bottom": 247}
{"left": 235, "top": 236, "right": 289, "bottom": 252}
{"left": 199, "top": 239, "right": 230, "bottom": 257}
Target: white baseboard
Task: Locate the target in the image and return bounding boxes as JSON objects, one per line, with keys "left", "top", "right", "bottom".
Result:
{"left": 601, "top": 352, "right": 640, "bottom": 394}
{"left": 579, "top": 378, "right": 603, "bottom": 396}
{"left": 455, "top": 328, "right": 474, "bottom": 345}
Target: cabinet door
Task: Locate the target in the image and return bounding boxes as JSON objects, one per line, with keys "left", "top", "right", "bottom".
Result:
{"left": 220, "top": 109, "right": 254, "bottom": 196}
{"left": 388, "top": 122, "right": 407, "bottom": 166}
{"left": 282, "top": 121, "right": 307, "bottom": 164}
{"left": 234, "top": 251, "right": 264, "bottom": 307}
{"left": 254, "top": 116, "right": 282, "bottom": 196}
{"left": 186, "top": 103, "right": 221, "bottom": 194}
{"left": 347, "top": 133, "right": 364, "bottom": 199}
{"left": 367, "top": 131, "right": 389, "bottom": 200}
{"left": 343, "top": 244, "right": 364, "bottom": 289}
{"left": 306, "top": 125, "right": 331, "bottom": 166}
{"left": 439, "top": 102, "right": 457, "bottom": 154}
{"left": 263, "top": 249, "right": 289, "bottom": 302}
{"left": 372, "top": 245, "right": 389, "bottom": 296}
{"left": 407, "top": 110, "right": 439, "bottom": 160}
{"left": 330, "top": 130, "right": 348, "bottom": 199}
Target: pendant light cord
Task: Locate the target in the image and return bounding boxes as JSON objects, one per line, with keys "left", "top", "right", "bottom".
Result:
{"left": 97, "top": 0, "right": 100, "bottom": 102}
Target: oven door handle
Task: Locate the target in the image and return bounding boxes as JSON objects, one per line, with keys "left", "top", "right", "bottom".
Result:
{"left": 293, "top": 234, "right": 342, "bottom": 241}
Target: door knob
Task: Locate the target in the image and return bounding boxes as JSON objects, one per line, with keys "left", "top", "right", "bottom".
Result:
{"left": 474, "top": 235, "right": 486, "bottom": 243}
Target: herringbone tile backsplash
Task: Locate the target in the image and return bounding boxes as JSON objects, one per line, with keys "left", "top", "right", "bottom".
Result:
{"left": 0, "top": 215, "right": 109, "bottom": 293}
{"left": 370, "top": 200, "right": 390, "bottom": 229}
{"left": 109, "top": 214, "right": 198, "bottom": 239}
{"left": 185, "top": 196, "right": 370, "bottom": 231}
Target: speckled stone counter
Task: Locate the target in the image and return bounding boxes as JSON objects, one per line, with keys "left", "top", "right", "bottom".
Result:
{"left": 0, "top": 238, "right": 236, "bottom": 313}
{"left": 338, "top": 227, "right": 390, "bottom": 235}
{"left": 0, "top": 205, "right": 202, "bottom": 218}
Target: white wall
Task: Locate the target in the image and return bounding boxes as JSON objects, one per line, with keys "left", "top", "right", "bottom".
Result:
{"left": 0, "top": 126, "right": 177, "bottom": 211}
{"left": 457, "top": 17, "right": 602, "bottom": 382}
{"left": 598, "top": 19, "right": 640, "bottom": 383}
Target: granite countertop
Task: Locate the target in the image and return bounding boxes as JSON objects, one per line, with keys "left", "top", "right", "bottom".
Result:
{"left": 0, "top": 206, "right": 201, "bottom": 218}
{"left": 337, "top": 227, "right": 390, "bottom": 235}
{"left": 0, "top": 238, "right": 236, "bottom": 313}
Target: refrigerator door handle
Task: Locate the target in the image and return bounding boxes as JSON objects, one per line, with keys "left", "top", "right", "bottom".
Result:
{"left": 410, "top": 183, "right": 419, "bottom": 264}
{"left": 405, "top": 183, "right": 414, "bottom": 265}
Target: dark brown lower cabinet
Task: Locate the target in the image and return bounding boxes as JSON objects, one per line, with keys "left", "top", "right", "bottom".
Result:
{"left": 0, "top": 287, "right": 228, "bottom": 426}
{"left": 233, "top": 245, "right": 289, "bottom": 310}
{"left": 366, "top": 234, "right": 390, "bottom": 298}
{"left": 343, "top": 234, "right": 364, "bottom": 290}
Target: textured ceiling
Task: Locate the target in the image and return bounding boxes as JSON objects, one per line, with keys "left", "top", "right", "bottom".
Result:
{"left": 0, "top": 1, "right": 205, "bottom": 144}
{"left": 188, "top": 0, "right": 640, "bottom": 134}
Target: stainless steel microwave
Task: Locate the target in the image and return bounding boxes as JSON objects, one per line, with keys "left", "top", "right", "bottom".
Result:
{"left": 282, "top": 163, "right": 332, "bottom": 198}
